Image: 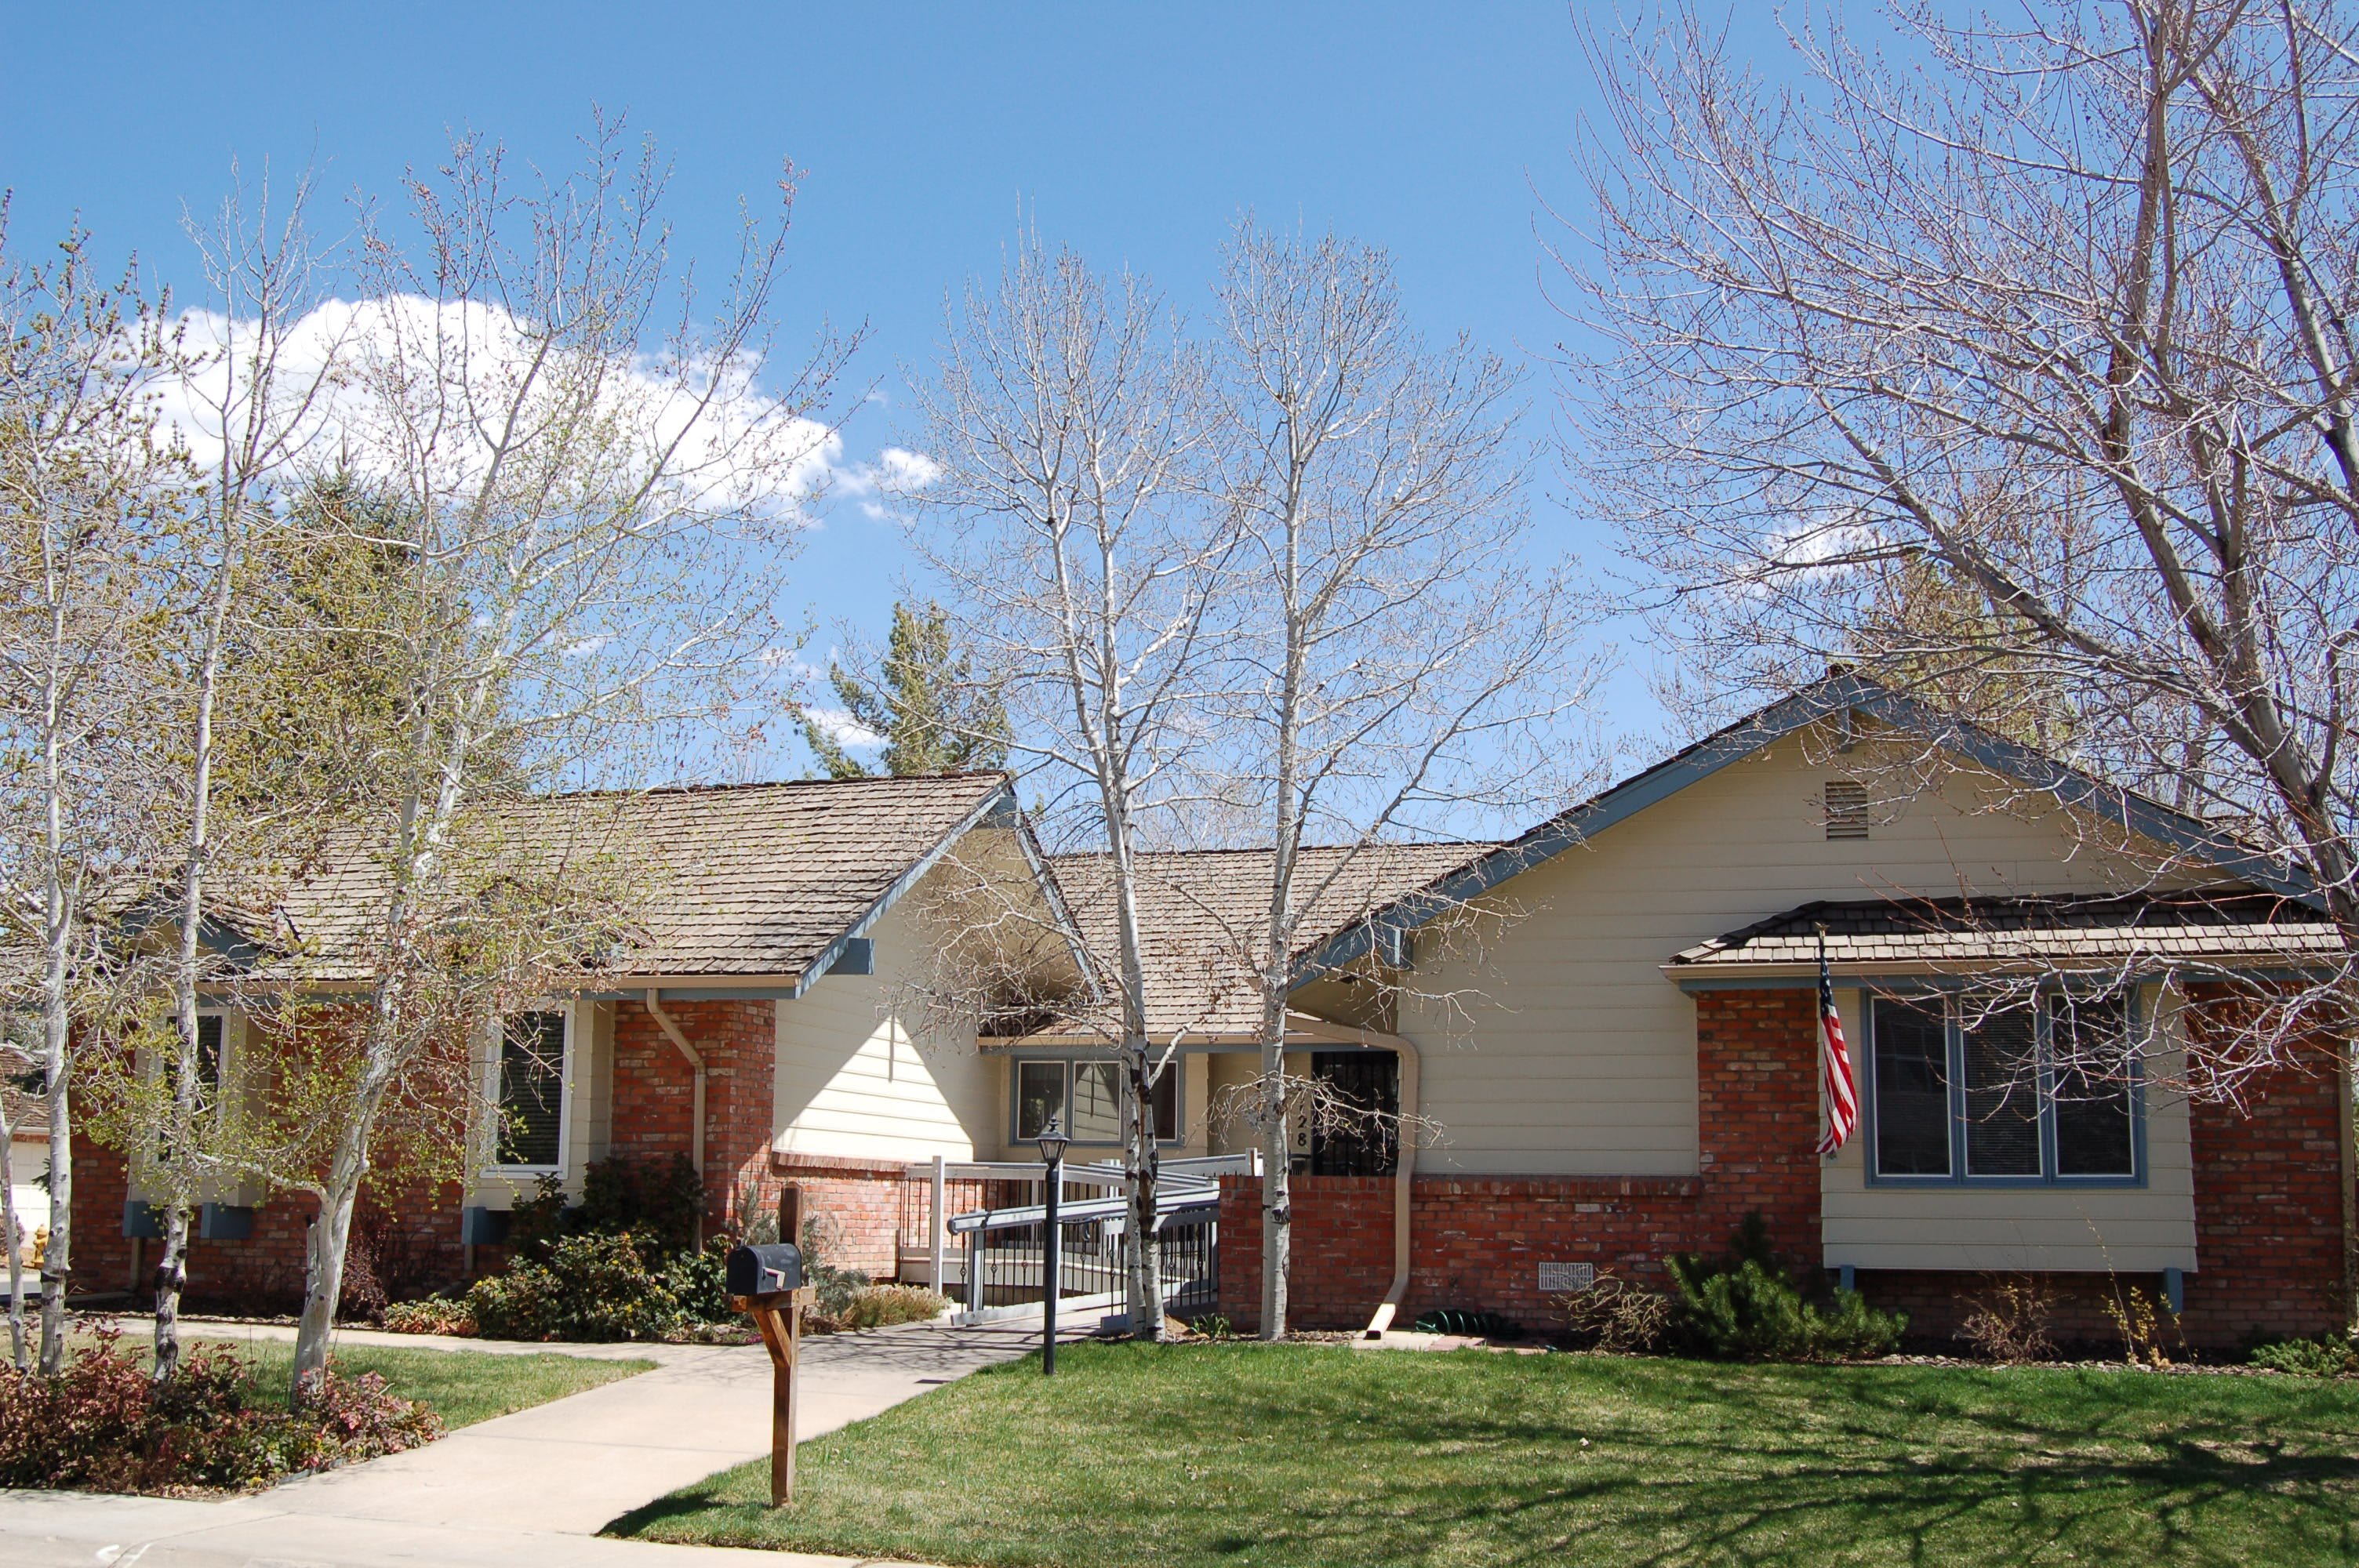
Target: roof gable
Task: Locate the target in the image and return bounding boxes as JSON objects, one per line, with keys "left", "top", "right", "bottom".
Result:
{"left": 1295, "top": 672, "right": 2312, "bottom": 982}
{"left": 264, "top": 771, "right": 1040, "bottom": 990}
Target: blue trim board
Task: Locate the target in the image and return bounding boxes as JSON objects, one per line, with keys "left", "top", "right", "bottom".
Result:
{"left": 1296, "top": 672, "right": 2314, "bottom": 985}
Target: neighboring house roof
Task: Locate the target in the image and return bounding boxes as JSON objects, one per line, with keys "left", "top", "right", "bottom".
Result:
{"left": 1296, "top": 670, "right": 2317, "bottom": 981}
{"left": 1041, "top": 843, "right": 1495, "bottom": 1042}
{"left": 260, "top": 772, "right": 1024, "bottom": 992}
{"left": 1667, "top": 888, "right": 2342, "bottom": 979}
{"left": 2, "top": 1081, "right": 43, "bottom": 1142}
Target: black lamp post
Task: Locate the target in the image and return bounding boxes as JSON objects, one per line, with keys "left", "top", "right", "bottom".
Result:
{"left": 1038, "top": 1114, "right": 1068, "bottom": 1374}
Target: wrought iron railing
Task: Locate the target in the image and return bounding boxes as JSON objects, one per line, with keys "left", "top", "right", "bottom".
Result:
{"left": 898, "top": 1153, "right": 1255, "bottom": 1300}
{"left": 945, "top": 1186, "right": 1223, "bottom": 1326}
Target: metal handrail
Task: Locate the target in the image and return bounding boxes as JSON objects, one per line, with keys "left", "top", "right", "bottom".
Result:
{"left": 947, "top": 1188, "right": 1219, "bottom": 1235}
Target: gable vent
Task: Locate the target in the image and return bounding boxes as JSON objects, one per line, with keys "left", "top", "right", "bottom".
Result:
{"left": 1824, "top": 779, "right": 1870, "bottom": 840}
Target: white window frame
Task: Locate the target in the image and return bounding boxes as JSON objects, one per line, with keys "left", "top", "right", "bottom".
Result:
{"left": 191, "top": 1007, "right": 232, "bottom": 1103}
{"left": 485, "top": 1004, "right": 575, "bottom": 1178}
{"left": 1009, "top": 1056, "right": 1182, "bottom": 1148}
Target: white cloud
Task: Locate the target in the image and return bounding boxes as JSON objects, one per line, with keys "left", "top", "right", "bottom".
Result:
{"left": 801, "top": 706, "right": 883, "bottom": 751}
{"left": 151, "top": 296, "right": 852, "bottom": 521}
{"left": 834, "top": 444, "right": 943, "bottom": 521}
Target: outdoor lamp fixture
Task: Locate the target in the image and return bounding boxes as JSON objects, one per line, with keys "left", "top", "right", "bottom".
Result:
{"left": 1038, "top": 1115, "right": 1067, "bottom": 1374}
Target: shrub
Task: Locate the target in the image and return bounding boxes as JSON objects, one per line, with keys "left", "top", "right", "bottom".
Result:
{"left": 1666, "top": 1214, "right": 1905, "bottom": 1362}
{"left": 659, "top": 1236, "right": 741, "bottom": 1326}
{"left": 2104, "top": 1282, "right": 2187, "bottom": 1368}
{"left": 1557, "top": 1274, "right": 1674, "bottom": 1354}
{"left": 0, "top": 1327, "right": 440, "bottom": 1493}
{"left": 1958, "top": 1275, "right": 2059, "bottom": 1364}
{"left": 2250, "top": 1334, "right": 2358, "bottom": 1377}
{"left": 465, "top": 1231, "right": 682, "bottom": 1341}
{"left": 380, "top": 1297, "right": 477, "bottom": 1337}
{"left": 841, "top": 1285, "right": 949, "bottom": 1329}
{"left": 579, "top": 1154, "right": 703, "bottom": 1257}
{"left": 797, "top": 1216, "right": 869, "bottom": 1323}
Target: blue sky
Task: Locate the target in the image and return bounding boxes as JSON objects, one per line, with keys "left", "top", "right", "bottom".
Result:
{"left": 1, "top": 2, "right": 1761, "bottom": 777}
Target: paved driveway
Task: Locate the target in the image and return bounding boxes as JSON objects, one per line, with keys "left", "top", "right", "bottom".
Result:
{"left": 0, "top": 1318, "right": 1052, "bottom": 1567}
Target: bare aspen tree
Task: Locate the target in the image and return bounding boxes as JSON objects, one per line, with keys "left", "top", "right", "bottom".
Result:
{"left": 0, "top": 220, "right": 180, "bottom": 1374}
{"left": 136, "top": 167, "right": 347, "bottom": 1384}
{"left": 256, "top": 123, "right": 849, "bottom": 1398}
{"left": 1209, "top": 223, "right": 1597, "bottom": 1338}
{"left": 1565, "top": 2, "right": 2359, "bottom": 1321}
{"left": 904, "top": 237, "right": 1230, "bottom": 1340}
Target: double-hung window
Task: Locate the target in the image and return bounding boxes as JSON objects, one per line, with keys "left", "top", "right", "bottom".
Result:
{"left": 1012, "top": 1058, "right": 1179, "bottom": 1145}
{"left": 493, "top": 1011, "right": 569, "bottom": 1171}
{"left": 1867, "top": 993, "right": 2140, "bottom": 1185}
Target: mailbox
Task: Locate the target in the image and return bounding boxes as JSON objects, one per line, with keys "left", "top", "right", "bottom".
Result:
{"left": 725, "top": 1242, "right": 805, "bottom": 1299}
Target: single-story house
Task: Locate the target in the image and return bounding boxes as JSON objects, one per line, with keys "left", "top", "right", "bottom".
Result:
{"left": 70, "top": 771, "right": 1084, "bottom": 1303}
{"left": 65, "top": 672, "right": 2353, "bottom": 1348}
{"left": 1208, "top": 670, "right": 2349, "bottom": 1348}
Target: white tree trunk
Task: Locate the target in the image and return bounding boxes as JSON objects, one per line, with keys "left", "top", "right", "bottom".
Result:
{"left": 1258, "top": 1033, "right": 1290, "bottom": 1341}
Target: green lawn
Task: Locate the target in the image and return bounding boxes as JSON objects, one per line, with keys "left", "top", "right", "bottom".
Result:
{"left": 609, "top": 1342, "right": 2359, "bottom": 1567}
{"left": 115, "top": 1334, "right": 655, "bottom": 1429}
{"left": 231, "top": 1340, "right": 653, "bottom": 1428}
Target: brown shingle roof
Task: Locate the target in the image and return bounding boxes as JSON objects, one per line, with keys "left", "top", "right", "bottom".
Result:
{"left": 267, "top": 773, "right": 1016, "bottom": 984}
{"left": 1045, "top": 843, "right": 1496, "bottom": 1040}
{"left": 2, "top": 1081, "right": 42, "bottom": 1142}
{"left": 1669, "top": 887, "right": 2345, "bottom": 972}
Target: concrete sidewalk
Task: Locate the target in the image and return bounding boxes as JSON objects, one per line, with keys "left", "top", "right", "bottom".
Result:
{"left": 2, "top": 1318, "right": 1057, "bottom": 1567}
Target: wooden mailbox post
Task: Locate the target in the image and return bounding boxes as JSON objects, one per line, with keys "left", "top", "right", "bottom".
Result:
{"left": 731, "top": 1184, "right": 815, "bottom": 1508}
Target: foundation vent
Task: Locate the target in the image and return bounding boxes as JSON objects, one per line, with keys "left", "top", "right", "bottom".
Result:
{"left": 1538, "top": 1261, "right": 1597, "bottom": 1294}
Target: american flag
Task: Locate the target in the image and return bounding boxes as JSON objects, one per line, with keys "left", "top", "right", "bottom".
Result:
{"left": 1816, "top": 931, "right": 1857, "bottom": 1157}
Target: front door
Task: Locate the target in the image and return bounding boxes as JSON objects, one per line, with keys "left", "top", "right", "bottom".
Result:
{"left": 1310, "top": 1051, "right": 1399, "bottom": 1176}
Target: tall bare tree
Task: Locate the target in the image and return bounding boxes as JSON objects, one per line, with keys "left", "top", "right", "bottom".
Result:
{"left": 1565, "top": 2, "right": 2359, "bottom": 1319}
{"left": 0, "top": 218, "right": 180, "bottom": 1374}
{"left": 904, "top": 236, "right": 1229, "bottom": 1339}
{"left": 140, "top": 167, "right": 347, "bottom": 1384}
{"left": 250, "top": 122, "right": 850, "bottom": 1396}
{"left": 1210, "top": 223, "right": 1597, "bottom": 1338}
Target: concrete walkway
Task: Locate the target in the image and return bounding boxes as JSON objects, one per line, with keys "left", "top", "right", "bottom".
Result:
{"left": 1, "top": 1316, "right": 1059, "bottom": 1567}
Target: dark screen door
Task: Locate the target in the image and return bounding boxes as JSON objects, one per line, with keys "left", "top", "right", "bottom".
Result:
{"left": 1310, "top": 1051, "right": 1400, "bottom": 1177}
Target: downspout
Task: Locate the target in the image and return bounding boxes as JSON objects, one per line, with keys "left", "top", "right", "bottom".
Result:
{"left": 643, "top": 992, "right": 706, "bottom": 1178}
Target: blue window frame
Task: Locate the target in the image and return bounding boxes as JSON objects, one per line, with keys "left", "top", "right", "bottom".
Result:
{"left": 1863, "top": 990, "right": 2144, "bottom": 1187}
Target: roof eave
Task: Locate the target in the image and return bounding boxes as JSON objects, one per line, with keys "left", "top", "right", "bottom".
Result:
{"left": 1296, "top": 672, "right": 2319, "bottom": 983}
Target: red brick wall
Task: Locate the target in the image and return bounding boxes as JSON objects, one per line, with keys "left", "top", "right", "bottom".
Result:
{"left": 1855, "top": 1269, "right": 2183, "bottom": 1348}
{"left": 726, "top": 1152, "right": 911, "bottom": 1280}
{"left": 1694, "top": 987, "right": 1824, "bottom": 1263}
{"left": 1231, "top": 986, "right": 2353, "bottom": 1352}
{"left": 67, "top": 1145, "right": 471, "bottom": 1315}
{"left": 2183, "top": 1052, "right": 2348, "bottom": 1345}
{"left": 609, "top": 997, "right": 777, "bottom": 1229}
{"left": 1219, "top": 989, "right": 1823, "bottom": 1334}
{"left": 1219, "top": 1174, "right": 1707, "bottom": 1331}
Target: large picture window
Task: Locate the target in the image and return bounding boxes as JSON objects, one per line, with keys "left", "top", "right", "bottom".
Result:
{"left": 1011, "top": 1058, "right": 1179, "bottom": 1145}
{"left": 1868, "top": 993, "right": 2140, "bottom": 1185}
{"left": 494, "top": 1011, "right": 569, "bottom": 1170}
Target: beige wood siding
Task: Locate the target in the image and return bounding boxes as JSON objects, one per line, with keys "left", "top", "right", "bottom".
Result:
{"left": 1820, "top": 985, "right": 2196, "bottom": 1272}
{"left": 1399, "top": 722, "right": 2200, "bottom": 1190}
{"left": 772, "top": 887, "right": 999, "bottom": 1163}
